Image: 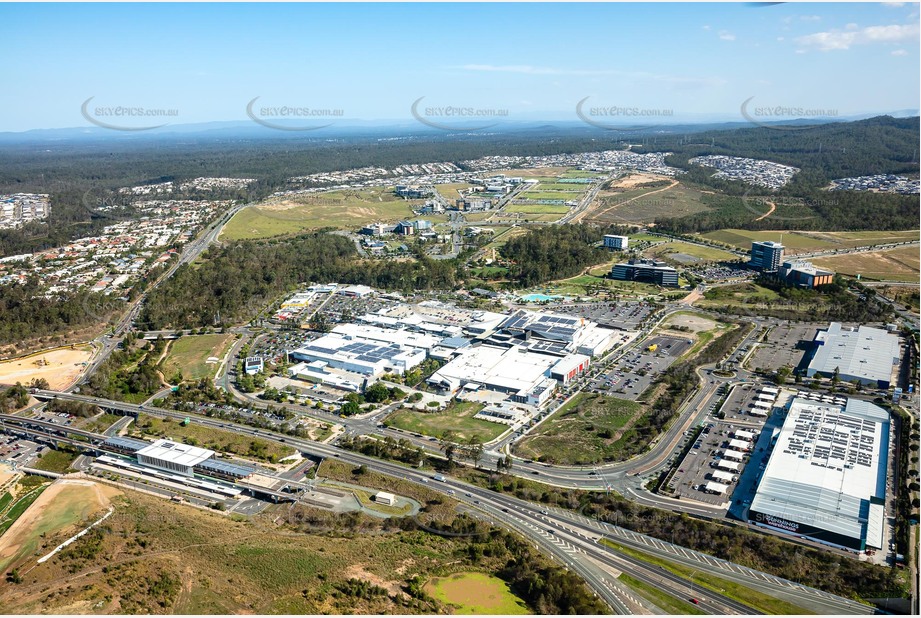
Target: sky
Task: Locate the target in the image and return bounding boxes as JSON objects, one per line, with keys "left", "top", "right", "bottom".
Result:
{"left": 0, "top": 2, "right": 918, "bottom": 132}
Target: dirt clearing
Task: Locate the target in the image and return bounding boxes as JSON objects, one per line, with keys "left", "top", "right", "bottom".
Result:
{"left": 0, "top": 346, "right": 94, "bottom": 389}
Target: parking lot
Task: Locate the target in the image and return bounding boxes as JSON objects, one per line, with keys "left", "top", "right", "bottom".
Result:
{"left": 747, "top": 322, "right": 823, "bottom": 373}
{"left": 29, "top": 410, "right": 76, "bottom": 427}
{"left": 0, "top": 436, "right": 42, "bottom": 466}
{"left": 690, "top": 264, "right": 753, "bottom": 282}
{"left": 725, "top": 412, "right": 788, "bottom": 520}
{"left": 549, "top": 301, "right": 654, "bottom": 330}
{"left": 668, "top": 382, "right": 777, "bottom": 507}
{"left": 251, "top": 330, "right": 324, "bottom": 365}
{"left": 587, "top": 334, "right": 691, "bottom": 401}
{"left": 720, "top": 382, "right": 775, "bottom": 423}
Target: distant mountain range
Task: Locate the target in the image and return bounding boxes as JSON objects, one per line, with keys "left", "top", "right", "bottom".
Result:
{"left": 1, "top": 110, "right": 918, "bottom": 144}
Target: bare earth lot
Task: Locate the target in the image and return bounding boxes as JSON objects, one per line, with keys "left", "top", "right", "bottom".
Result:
{"left": 0, "top": 346, "right": 94, "bottom": 389}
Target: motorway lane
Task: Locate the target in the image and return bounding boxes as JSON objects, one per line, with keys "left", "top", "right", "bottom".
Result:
{"left": 73, "top": 202, "right": 251, "bottom": 388}
{"left": 28, "top": 388, "right": 872, "bottom": 615}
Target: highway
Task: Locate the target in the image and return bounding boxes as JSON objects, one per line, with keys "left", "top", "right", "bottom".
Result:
{"left": 12, "top": 191, "right": 905, "bottom": 611}
{"left": 22, "top": 387, "right": 873, "bottom": 614}
{"left": 78, "top": 202, "right": 250, "bottom": 383}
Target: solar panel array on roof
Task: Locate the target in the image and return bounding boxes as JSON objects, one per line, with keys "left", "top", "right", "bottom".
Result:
{"left": 103, "top": 436, "right": 150, "bottom": 452}
{"left": 500, "top": 312, "right": 530, "bottom": 332}
{"left": 334, "top": 341, "right": 405, "bottom": 363}
{"left": 195, "top": 458, "right": 256, "bottom": 478}
{"left": 527, "top": 340, "right": 570, "bottom": 356}
{"left": 534, "top": 314, "right": 580, "bottom": 327}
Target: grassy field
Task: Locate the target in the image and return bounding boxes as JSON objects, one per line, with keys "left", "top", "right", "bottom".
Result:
{"left": 161, "top": 334, "right": 236, "bottom": 382}
{"left": 221, "top": 187, "right": 420, "bottom": 240}
{"left": 79, "top": 413, "right": 124, "bottom": 434}
{"left": 513, "top": 393, "right": 643, "bottom": 465}
{"left": 132, "top": 414, "right": 295, "bottom": 463}
{"left": 424, "top": 572, "right": 530, "bottom": 614}
{"left": 31, "top": 449, "right": 78, "bottom": 474}
{"left": 699, "top": 229, "right": 835, "bottom": 252}
{"left": 643, "top": 240, "right": 739, "bottom": 264}
{"left": 435, "top": 182, "right": 475, "bottom": 202}
{"left": 505, "top": 202, "right": 570, "bottom": 215}
{"left": 560, "top": 170, "right": 599, "bottom": 178}
{"left": 0, "top": 480, "right": 112, "bottom": 573}
{"left": 468, "top": 266, "right": 509, "bottom": 278}
{"left": 0, "top": 485, "right": 47, "bottom": 538}
{"left": 586, "top": 181, "right": 713, "bottom": 224}
{"left": 697, "top": 283, "right": 782, "bottom": 306}
{"left": 629, "top": 233, "right": 667, "bottom": 242}
{"left": 601, "top": 539, "right": 813, "bottom": 615}
{"left": 519, "top": 190, "right": 579, "bottom": 201}
{"left": 797, "top": 229, "right": 919, "bottom": 248}
{"left": 545, "top": 271, "right": 665, "bottom": 299}
{"left": 384, "top": 402, "right": 506, "bottom": 443}
{"left": 811, "top": 246, "right": 920, "bottom": 282}
{"left": 618, "top": 573, "right": 705, "bottom": 615}
{"left": 535, "top": 182, "right": 590, "bottom": 191}
{"left": 492, "top": 167, "right": 571, "bottom": 178}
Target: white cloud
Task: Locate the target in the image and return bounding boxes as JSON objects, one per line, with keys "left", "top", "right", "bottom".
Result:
{"left": 795, "top": 22, "right": 920, "bottom": 51}
{"left": 881, "top": 2, "right": 905, "bottom": 7}
{"left": 800, "top": 15, "right": 822, "bottom": 21}
{"left": 891, "top": 48, "right": 908, "bottom": 55}
{"left": 777, "top": 36, "right": 785, "bottom": 41}
{"left": 719, "top": 30, "right": 737, "bottom": 41}
{"left": 702, "top": 24, "right": 711, "bottom": 30}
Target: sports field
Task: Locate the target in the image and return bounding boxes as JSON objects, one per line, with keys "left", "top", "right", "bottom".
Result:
{"left": 811, "top": 246, "right": 920, "bottom": 282}
{"left": 0, "top": 479, "right": 119, "bottom": 573}
{"left": 0, "top": 346, "right": 94, "bottom": 390}
{"left": 221, "top": 187, "right": 421, "bottom": 240}
{"left": 161, "top": 333, "right": 236, "bottom": 382}
{"left": 424, "top": 572, "right": 529, "bottom": 614}
{"left": 506, "top": 203, "right": 570, "bottom": 215}
{"left": 384, "top": 402, "right": 504, "bottom": 443}
{"left": 518, "top": 190, "right": 579, "bottom": 201}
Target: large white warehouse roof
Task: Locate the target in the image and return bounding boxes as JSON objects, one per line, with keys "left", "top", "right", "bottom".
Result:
{"left": 748, "top": 397, "right": 889, "bottom": 550}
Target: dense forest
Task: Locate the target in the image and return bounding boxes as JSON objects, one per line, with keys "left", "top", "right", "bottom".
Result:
{"left": 84, "top": 336, "right": 167, "bottom": 401}
{"left": 0, "top": 280, "right": 122, "bottom": 350}
{"left": 499, "top": 224, "right": 610, "bottom": 287}
{"left": 139, "top": 233, "right": 466, "bottom": 329}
